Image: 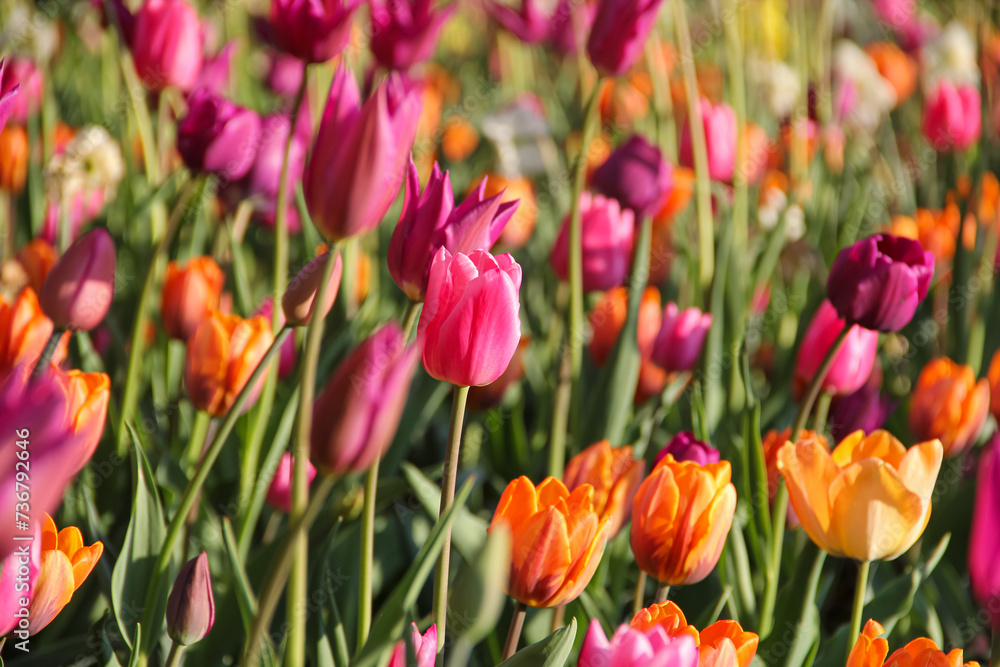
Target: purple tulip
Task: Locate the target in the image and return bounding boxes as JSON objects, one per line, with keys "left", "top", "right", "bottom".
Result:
{"left": 655, "top": 432, "right": 720, "bottom": 466}
{"left": 167, "top": 552, "right": 215, "bottom": 645}
{"left": 0, "top": 58, "right": 39, "bottom": 123}
{"left": 970, "top": 434, "right": 1000, "bottom": 629}
{"left": 270, "top": 0, "right": 361, "bottom": 64}
{"left": 829, "top": 385, "right": 896, "bottom": 442}
{"left": 310, "top": 324, "right": 419, "bottom": 474}
{"left": 794, "top": 300, "right": 879, "bottom": 398}
{"left": 304, "top": 67, "right": 421, "bottom": 241}
{"left": 826, "top": 233, "right": 935, "bottom": 332}
{"left": 549, "top": 191, "right": 634, "bottom": 292}
{"left": 591, "top": 135, "right": 673, "bottom": 216}
{"left": 177, "top": 90, "right": 261, "bottom": 181}
{"left": 586, "top": 0, "right": 665, "bottom": 76}
{"left": 244, "top": 109, "right": 311, "bottom": 232}
{"left": 578, "top": 619, "right": 699, "bottom": 667}
{"left": 0, "top": 60, "right": 19, "bottom": 134}
{"left": 650, "top": 303, "right": 711, "bottom": 373}
{"left": 370, "top": 0, "right": 455, "bottom": 71}
{"left": 132, "top": 0, "right": 203, "bottom": 92}
{"left": 388, "top": 159, "right": 518, "bottom": 301}
{"left": 40, "top": 229, "right": 116, "bottom": 332}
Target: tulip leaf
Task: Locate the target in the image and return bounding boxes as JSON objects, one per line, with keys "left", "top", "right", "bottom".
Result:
{"left": 351, "top": 477, "right": 476, "bottom": 667}
{"left": 126, "top": 625, "right": 141, "bottom": 667}
{"left": 221, "top": 518, "right": 277, "bottom": 667}
{"left": 757, "top": 542, "right": 826, "bottom": 667}
{"left": 497, "top": 617, "right": 578, "bottom": 667}
{"left": 448, "top": 524, "right": 511, "bottom": 646}
{"left": 400, "top": 462, "right": 488, "bottom": 561}
{"left": 111, "top": 425, "right": 167, "bottom": 650}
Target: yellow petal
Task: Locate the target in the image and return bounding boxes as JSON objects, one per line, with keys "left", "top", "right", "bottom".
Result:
{"left": 777, "top": 440, "right": 840, "bottom": 554}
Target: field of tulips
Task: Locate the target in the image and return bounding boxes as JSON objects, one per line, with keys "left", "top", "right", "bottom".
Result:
{"left": 3, "top": 0, "right": 1000, "bottom": 665}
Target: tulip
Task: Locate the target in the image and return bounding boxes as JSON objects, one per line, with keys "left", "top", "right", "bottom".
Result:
{"left": 15, "top": 239, "right": 58, "bottom": 294}
{"left": 370, "top": 0, "right": 454, "bottom": 71}
{"left": 794, "top": 300, "right": 879, "bottom": 398}
{"left": 387, "top": 622, "right": 437, "bottom": 667}
{"left": 550, "top": 0, "right": 596, "bottom": 55}
{"left": 64, "top": 370, "right": 111, "bottom": 473}
{"left": 884, "top": 639, "right": 977, "bottom": 667}
{"left": 282, "top": 252, "right": 344, "bottom": 326}
{"left": 177, "top": 90, "right": 262, "bottom": 180}
{"left": 699, "top": 620, "right": 759, "bottom": 667}
{"left": 0, "top": 125, "right": 29, "bottom": 193}
{"left": 488, "top": 476, "right": 611, "bottom": 608}
{"left": 650, "top": 303, "right": 712, "bottom": 373}
{"left": 0, "top": 288, "right": 69, "bottom": 374}
{"left": 591, "top": 135, "right": 673, "bottom": 216}
{"left": 0, "top": 535, "right": 38, "bottom": 635}
{"left": 132, "top": 0, "right": 203, "bottom": 92}
{"left": 656, "top": 432, "right": 720, "bottom": 466}
{"left": 467, "top": 336, "right": 529, "bottom": 411}
{"left": 630, "top": 600, "right": 700, "bottom": 641}
{"left": 161, "top": 257, "right": 225, "bottom": 341}
{"left": 760, "top": 429, "right": 827, "bottom": 529}
{"left": 487, "top": 0, "right": 551, "bottom": 43}
{"left": 989, "top": 349, "right": 1000, "bottom": 423}
{"left": 167, "top": 551, "right": 215, "bottom": 645}
{"left": 630, "top": 455, "right": 736, "bottom": 586}
{"left": 866, "top": 42, "right": 917, "bottom": 105}
{"left": 270, "top": 0, "right": 360, "bottom": 64}
{"left": 388, "top": 160, "right": 518, "bottom": 301}
{"left": 550, "top": 192, "right": 635, "bottom": 292}
{"left": 267, "top": 53, "right": 305, "bottom": 98}
{"left": 418, "top": 248, "right": 522, "bottom": 387}
{"left": 468, "top": 174, "right": 537, "bottom": 248}
{"left": 0, "top": 60, "right": 18, "bottom": 134}
{"left": 923, "top": 80, "right": 981, "bottom": 152}
{"left": 193, "top": 40, "right": 236, "bottom": 97}
{"left": 184, "top": 312, "right": 274, "bottom": 417}
{"left": 872, "top": 0, "right": 914, "bottom": 30}
{"left": 266, "top": 453, "right": 317, "bottom": 513}
{"left": 39, "top": 228, "right": 116, "bottom": 332}
{"left": 579, "top": 619, "right": 700, "bottom": 667}
{"left": 909, "top": 357, "right": 989, "bottom": 457}
{"left": 829, "top": 385, "right": 896, "bottom": 443}
{"left": 587, "top": 0, "right": 666, "bottom": 76}
{"left": 253, "top": 298, "right": 296, "bottom": 379}
{"left": 680, "top": 99, "right": 738, "bottom": 182}
{"left": 589, "top": 287, "right": 661, "bottom": 367}
{"left": 305, "top": 67, "right": 421, "bottom": 242}
{"left": 847, "top": 619, "right": 888, "bottom": 667}
{"left": 563, "top": 440, "right": 645, "bottom": 537}
{"left": 243, "top": 111, "right": 311, "bottom": 232}
{"left": 310, "top": 324, "right": 418, "bottom": 474}
{"left": 970, "top": 435, "right": 1000, "bottom": 631}
{"left": 778, "top": 430, "right": 942, "bottom": 560}
{"left": 0, "top": 59, "right": 40, "bottom": 123}
{"left": 826, "top": 233, "right": 934, "bottom": 332}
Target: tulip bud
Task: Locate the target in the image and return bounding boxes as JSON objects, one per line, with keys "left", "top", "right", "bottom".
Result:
{"left": 680, "top": 99, "right": 738, "bottom": 182}
{"left": 549, "top": 192, "right": 634, "bottom": 292}
{"left": 923, "top": 80, "right": 981, "bottom": 152}
{"left": 970, "top": 435, "right": 1000, "bottom": 629}
{"left": 909, "top": 358, "right": 989, "bottom": 458}
{"left": 132, "top": 0, "right": 203, "bottom": 92}
{"left": 40, "top": 228, "right": 116, "bottom": 331}
{"left": 161, "top": 257, "right": 225, "bottom": 341}
{"left": 650, "top": 302, "right": 712, "bottom": 373}
{"left": 591, "top": 135, "right": 673, "bottom": 216}
{"left": 0, "top": 58, "right": 40, "bottom": 124}
{"left": 794, "top": 300, "right": 879, "bottom": 398}
{"left": 177, "top": 90, "right": 261, "bottom": 180}
{"left": 167, "top": 551, "right": 215, "bottom": 645}
{"left": 656, "top": 432, "right": 720, "bottom": 466}
{"left": 387, "top": 623, "right": 437, "bottom": 667}
{"left": 270, "top": 0, "right": 361, "bottom": 64}
{"left": 282, "top": 253, "right": 344, "bottom": 326}
{"left": 586, "top": 0, "right": 665, "bottom": 76}
{"left": 266, "top": 453, "right": 317, "bottom": 513}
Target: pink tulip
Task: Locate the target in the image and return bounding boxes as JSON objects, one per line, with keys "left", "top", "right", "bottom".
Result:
{"left": 794, "top": 300, "right": 879, "bottom": 398}
{"left": 0, "top": 527, "right": 39, "bottom": 635}
{"left": 270, "top": 0, "right": 361, "bottom": 64}
{"left": 650, "top": 303, "right": 711, "bottom": 373}
{"left": 192, "top": 40, "right": 236, "bottom": 96}
{"left": 370, "top": 0, "right": 454, "bottom": 71}
{"left": 253, "top": 298, "right": 296, "bottom": 378}
{"left": 418, "top": 248, "right": 522, "bottom": 387}
{"left": 241, "top": 108, "right": 311, "bottom": 233}
{"left": 304, "top": 67, "right": 421, "bottom": 242}
{"left": 266, "top": 453, "right": 316, "bottom": 513}
{"left": 549, "top": 192, "right": 635, "bottom": 292}
{"left": 550, "top": 0, "right": 596, "bottom": 55}
{"left": 587, "top": 0, "right": 665, "bottom": 76}
{"left": 487, "top": 0, "right": 552, "bottom": 44}
{"left": 680, "top": 98, "right": 738, "bottom": 182}
{"left": 0, "top": 58, "right": 41, "bottom": 123}
{"left": 923, "top": 80, "right": 981, "bottom": 152}
{"left": 40, "top": 228, "right": 116, "bottom": 332}
{"left": 132, "top": 0, "right": 203, "bottom": 92}
{"left": 0, "top": 59, "right": 19, "bottom": 134}
{"left": 388, "top": 159, "right": 518, "bottom": 301}
{"left": 579, "top": 619, "right": 699, "bottom": 667}
{"left": 387, "top": 623, "right": 437, "bottom": 667}
{"left": 41, "top": 189, "right": 107, "bottom": 246}
{"left": 177, "top": 90, "right": 262, "bottom": 181}
{"left": 310, "top": 324, "right": 418, "bottom": 474}
{"left": 970, "top": 434, "right": 1000, "bottom": 629}
{"left": 872, "top": 0, "right": 914, "bottom": 31}
{"left": 282, "top": 252, "right": 344, "bottom": 326}
{"left": 267, "top": 52, "right": 306, "bottom": 99}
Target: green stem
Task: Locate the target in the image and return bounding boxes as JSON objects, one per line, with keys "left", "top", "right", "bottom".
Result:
{"left": 812, "top": 391, "right": 833, "bottom": 433}
{"left": 633, "top": 570, "right": 648, "bottom": 616}
{"left": 433, "top": 384, "right": 471, "bottom": 655}
{"left": 358, "top": 458, "right": 378, "bottom": 647}
{"left": 548, "top": 346, "right": 573, "bottom": 477}
{"left": 502, "top": 601, "right": 527, "bottom": 660}
{"left": 402, "top": 300, "right": 422, "bottom": 341}
{"left": 991, "top": 627, "right": 1000, "bottom": 667}
{"left": 790, "top": 326, "right": 851, "bottom": 442}
{"left": 30, "top": 328, "right": 64, "bottom": 379}
{"left": 847, "top": 560, "right": 871, "bottom": 663}
{"left": 164, "top": 640, "right": 183, "bottom": 667}
{"left": 183, "top": 411, "right": 212, "bottom": 471}
{"left": 655, "top": 583, "right": 670, "bottom": 603}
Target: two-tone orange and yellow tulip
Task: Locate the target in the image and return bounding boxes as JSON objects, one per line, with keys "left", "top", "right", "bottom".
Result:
{"left": 563, "top": 440, "right": 645, "bottom": 537}
{"left": 631, "top": 602, "right": 758, "bottom": 667}
{"left": 909, "top": 357, "right": 989, "bottom": 457}
{"left": 848, "top": 620, "right": 980, "bottom": 667}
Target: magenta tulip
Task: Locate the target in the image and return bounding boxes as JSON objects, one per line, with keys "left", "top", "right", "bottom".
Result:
{"left": 655, "top": 432, "right": 720, "bottom": 466}
{"left": 177, "top": 90, "right": 261, "bottom": 181}
{"left": 794, "top": 300, "right": 879, "bottom": 397}
{"left": 0, "top": 59, "right": 19, "bottom": 134}
{"left": 245, "top": 110, "right": 311, "bottom": 231}
{"left": 387, "top": 623, "right": 437, "bottom": 667}
{"left": 304, "top": 67, "right": 421, "bottom": 242}
{"left": 270, "top": 0, "right": 360, "bottom": 63}
{"left": 586, "top": 0, "right": 665, "bottom": 76}
{"left": 40, "top": 228, "right": 116, "bottom": 332}
{"left": 970, "top": 434, "right": 1000, "bottom": 629}
{"left": 591, "top": 135, "right": 673, "bottom": 216}
{"left": 0, "top": 58, "right": 40, "bottom": 123}
{"left": 192, "top": 40, "right": 236, "bottom": 97}
{"left": 550, "top": 0, "right": 596, "bottom": 55}
{"left": 650, "top": 303, "right": 711, "bottom": 373}
{"left": 487, "top": 0, "right": 551, "bottom": 43}
{"left": 167, "top": 552, "right": 215, "bottom": 645}
{"left": 282, "top": 252, "right": 344, "bottom": 326}
{"left": 267, "top": 52, "right": 306, "bottom": 98}
{"left": 388, "top": 159, "right": 518, "bottom": 301}
{"left": 266, "top": 453, "right": 317, "bottom": 513}
{"left": 310, "top": 324, "right": 418, "bottom": 474}
{"left": 132, "top": 0, "right": 203, "bottom": 92}
{"left": 923, "top": 80, "right": 981, "bottom": 152}
{"left": 578, "top": 619, "right": 699, "bottom": 667}
{"left": 370, "top": 0, "right": 454, "bottom": 70}
{"left": 550, "top": 191, "right": 634, "bottom": 292}
{"left": 418, "top": 248, "right": 522, "bottom": 387}
{"left": 0, "top": 535, "right": 40, "bottom": 635}
{"left": 680, "top": 98, "right": 738, "bottom": 182}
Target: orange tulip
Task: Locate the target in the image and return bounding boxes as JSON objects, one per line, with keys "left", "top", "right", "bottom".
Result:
{"left": 761, "top": 429, "right": 828, "bottom": 528}
{"left": 977, "top": 172, "right": 999, "bottom": 227}
{"left": 0, "top": 287, "right": 68, "bottom": 374}
{"left": 630, "top": 600, "right": 700, "bottom": 643}
{"left": 655, "top": 166, "right": 694, "bottom": 225}
{"left": 65, "top": 369, "right": 111, "bottom": 472}
{"left": 563, "top": 440, "right": 646, "bottom": 537}
{"left": 989, "top": 349, "right": 1000, "bottom": 423}
{"left": 488, "top": 476, "right": 611, "bottom": 608}
{"left": 847, "top": 620, "right": 889, "bottom": 667}
{"left": 848, "top": 619, "right": 980, "bottom": 667}
{"left": 589, "top": 286, "right": 661, "bottom": 367}
{"left": 29, "top": 514, "right": 104, "bottom": 634}
{"left": 0, "top": 125, "right": 29, "bottom": 193}
{"left": 184, "top": 312, "right": 273, "bottom": 416}
{"left": 161, "top": 256, "right": 225, "bottom": 341}
{"left": 866, "top": 42, "right": 917, "bottom": 105}
{"left": 441, "top": 116, "right": 479, "bottom": 163}
{"left": 909, "top": 358, "right": 990, "bottom": 457}
{"left": 15, "top": 239, "right": 57, "bottom": 294}
{"left": 777, "top": 430, "right": 942, "bottom": 561}
{"left": 468, "top": 173, "right": 537, "bottom": 248}
{"left": 699, "top": 620, "right": 758, "bottom": 667}
{"left": 888, "top": 207, "right": 959, "bottom": 263}
{"left": 630, "top": 454, "right": 736, "bottom": 586}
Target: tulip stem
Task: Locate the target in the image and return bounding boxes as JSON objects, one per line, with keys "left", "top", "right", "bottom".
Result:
{"left": 402, "top": 299, "right": 422, "bottom": 342}
{"left": 30, "top": 328, "right": 64, "bottom": 380}
{"left": 812, "top": 391, "right": 833, "bottom": 434}
{"left": 358, "top": 458, "right": 378, "bottom": 647}
{"left": 164, "top": 640, "right": 183, "bottom": 667}
{"left": 790, "top": 326, "right": 851, "bottom": 443}
{"left": 847, "top": 560, "right": 871, "bottom": 663}
{"left": 655, "top": 583, "right": 670, "bottom": 603}
{"left": 502, "top": 601, "right": 527, "bottom": 660}
{"left": 633, "top": 570, "right": 648, "bottom": 615}
{"left": 433, "top": 383, "right": 471, "bottom": 656}
{"left": 991, "top": 627, "right": 1000, "bottom": 667}
{"left": 183, "top": 410, "right": 212, "bottom": 470}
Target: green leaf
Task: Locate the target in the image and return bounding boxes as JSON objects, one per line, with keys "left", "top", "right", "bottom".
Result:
{"left": 400, "top": 462, "right": 487, "bottom": 561}
{"left": 126, "top": 625, "right": 141, "bottom": 667}
{"left": 221, "top": 518, "right": 277, "bottom": 667}
{"left": 111, "top": 425, "right": 167, "bottom": 651}
{"left": 757, "top": 542, "right": 826, "bottom": 667}
{"left": 449, "top": 524, "right": 511, "bottom": 646}
{"left": 498, "top": 617, "right": 578, "bottom": 667}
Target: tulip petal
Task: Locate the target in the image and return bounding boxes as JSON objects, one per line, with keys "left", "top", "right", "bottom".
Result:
{"left": 491, "top": 476, "right": 540, "bottom": 534}
{"left": 777, "top": 440, "right": 840, "bottom": 554}
{"left": 28, "top": 550, "right": 74, "bottom": 634}
{"left": 69, "top": 542, "right": 103, "bottom": 591}
{"left": 509, "top": 507, "right": 572, "bottom": 605}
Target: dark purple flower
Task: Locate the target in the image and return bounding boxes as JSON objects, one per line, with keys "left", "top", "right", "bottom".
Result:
{"left": 270, "top": 0, "right": 361, "bottom": 64}
{"left": 166, "top": 552, "right": 215, "bottom": 645}
{"left": 590, "top": 135, "right": 673, "bottom": 216}
{"left": 655, "top": 432, "right": 720, "bottom": 466}
{"left": 586, "top": 0, "right": 665, "bottom": 76}
{"left": 829, "top": 384, "right": 896, "bottom": 442}
{"left": 177, "top": 90, "right": 261, "bottom": 180}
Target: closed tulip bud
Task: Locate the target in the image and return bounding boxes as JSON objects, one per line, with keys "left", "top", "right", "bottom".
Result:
{"left": 923, "top": 81, "right": 981, "bottom": 152}
{"left": 310, "top": 324, "right": 418, "bottom": 474}
{"left": 629, "top": 600, "right": 700, "bottom": 643}
{"left": 0, "top": 287, "right": 69, "bottom": 374}
{"left": 387, "top": 623, "right": 437, "bottom": 667}
{"left": 488, "top": 476, "right": 611, "bottom": 608}
{"left": 178, "top": 90, "right": 261, "bottom": 180}
{"left": 830, "top": 385, "right": 896, "bottom": 443}
{"left": 778, "top": 430, "right": 942, "bottom": 561}
{"left": 650, "top": 302, "right": 712, "bottom": 373}
{"left": 591, "top": 135, "right": 673, "bottom": 216}
{"left": 631, "top": 455, "right": 736, "bottom": 586}
{"left": 970, "top": 435, "right": 1000, "bottom": 630}
{"left": 794, "top": 300, "right": 879, "bottom": 398}
{"left": 167, "top": 552, "right": 215, "bottom": 645}
{"left": 40, "top": 229, "right": 116, "bottom": 332}
{"left": 586, "top": 0, "right": 665, "bottom": 76}
{"left": 847, "top": 620, "right": 888, "bottom": 667}
{"left": 282, "top": 252, "right": 343, "bottom": 326}
{"left": 270, "top": 0, "right": 360, "bottom": 64}
{"left": 909, "top": 358, "right": 989, "bottom": 457}
{"left": 132, "top": 0, "right": 203, "bottom": 92}
{"left": 161, "top": 257, "right": 225, "bottom": 341}
{"left": 564, "top": 440, "right": 645, "bottom": 537}
{"left": 467, "top": 336, "right": 529, "bottom": 411}
{"left": 680, "top": 99, "right": 738, "bottom": 182}
{"left": 826, "top": 233, "right": 934, "bottom": 332}
{"left": 370, "top": 0, "right": 454, "bottom": 71}
{"left": 699, "top": 620, "right": 759, "bottom": 667}
{"left": 579, "top": 619, "right": 699, "bottom": 667}
{"left": 266, "top": 453, "right": 316, "bottom": 513}
{"left": 656, "top": 432, "right": 720, "bottom": 466}
{"left": 989, "top": 349, "right": 1000, "bottom": 423}
{"left": 550, "top": 192, "right": 635, "bottom": 292}
{"left": 419, "top": 248, "right": 522, "bottom": 387}
{"left": 184, "top": 312, "right": 274, "bottom": 417}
